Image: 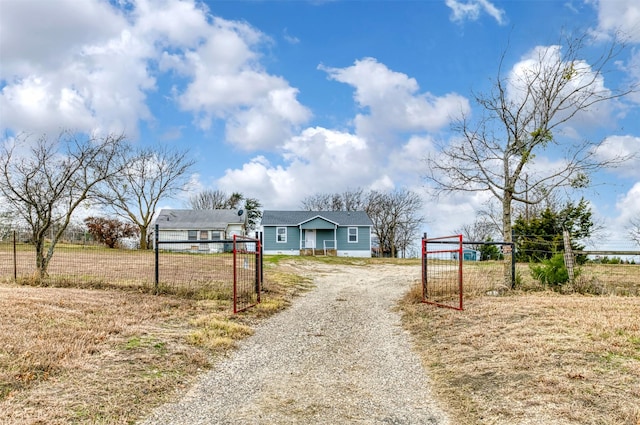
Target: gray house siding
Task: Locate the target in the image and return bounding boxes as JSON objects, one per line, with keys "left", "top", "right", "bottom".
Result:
{"left": 336, "top": 226, "right": 370, "bottom": 251}
{"left": 316, "top": 229, "right": 336, "bottom": 250}
{"left": 261, "top": 210, "right": 372, "bottom": 257}
{"left": 300, "top": 217, "right": 336, "bottom": 230}
{"left": 264, "top": 225, "right": 300, "bottom": 252}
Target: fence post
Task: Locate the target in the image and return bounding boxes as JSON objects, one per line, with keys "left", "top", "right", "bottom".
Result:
{"left": 233, "top": 234, "right": 238, "bottom": 314}
{"left": 511, "top": 229, "right": 516, "bottom": 289}
{"left": 255, "top": 239, "right": 261, "bottom": 302}
{"left": 562, "top": 228, "right": 575, "bottom": 282}
{"left": 13, "top": 230, "right": 17, "bottom": 281}
{"left": 257, "top": 231, "right": 263, "bottom": 285}
{"left": 154, "top": 224, "right": 159, "bottom": 294}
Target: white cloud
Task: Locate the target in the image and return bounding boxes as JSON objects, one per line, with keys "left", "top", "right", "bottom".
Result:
{"left": 388, "top": 135, "right": 438, "bottom": 179}
{"left": 321, "top": 58, "right": 470, "bottom": 141}
{"left": 0, "top": 1, "right": 156, "bottom": 136}
{"left": 507, "top": 44, "right": 618, "bottom": 136}
{"left": 0, "top": 0, "right": 126, "bottom": 78}
{"left": 132, "top": 0, "right": 212, "bottom": 47}
{"left": 445, "top": 0, "right": 506, "bottom": 25}
{"left": 218, "top": 126, "right": 393, "bottom": 208}
{"left": 614, "top": 182, "right": 640, "bottom": 237}
{"left": 591, "top": 0, "right": 640, "bottom": 43}
{"left": 167, "top": 18, "right": 311, "bottom": 150}
{"left": 593, "top": 135, "right": 640, "bottom": 178}
{"left": 0, "top": 0, "right": 309, "bottom": 148}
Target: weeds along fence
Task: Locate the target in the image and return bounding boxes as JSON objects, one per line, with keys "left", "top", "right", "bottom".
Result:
{"left": 0, "top": 230, "right": 263, "bottom": 312}
{"left": 514, "top": 234, "right": 640, "bottom": 296}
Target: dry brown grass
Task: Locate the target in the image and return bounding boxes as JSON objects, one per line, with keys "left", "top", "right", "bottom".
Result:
{"left": 400, "top": 286, "right": 640, "bottom": 425}
{"left": 0, "top": 260, "right": 311, "bottom": 425}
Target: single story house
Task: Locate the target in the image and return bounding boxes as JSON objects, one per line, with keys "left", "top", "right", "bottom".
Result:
{"left": 152, "top": 209, "right": 247, "bottom": 252}
{"left": 261, "top": 210, "right": 373, "bottom": 257}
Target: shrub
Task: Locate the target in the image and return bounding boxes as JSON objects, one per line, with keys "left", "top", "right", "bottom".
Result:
{"left": 529, "top": 253, "right": 580, "bottom": 289}
{"left": 84, "top": 217, "right": 138, "bottom": 249}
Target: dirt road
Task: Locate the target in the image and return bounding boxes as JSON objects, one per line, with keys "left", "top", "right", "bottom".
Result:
{"left": 140, "top": 262, "right": 449, "bottom": 425}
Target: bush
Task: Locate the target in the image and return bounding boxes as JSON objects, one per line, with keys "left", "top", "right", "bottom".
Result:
{"left": 529, "top": 253, "right": 580, "bottom": 289}
{"left": 84, "top": 217, "right": 138, "bottom": 249}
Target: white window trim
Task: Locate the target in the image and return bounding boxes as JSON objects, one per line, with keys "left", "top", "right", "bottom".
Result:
{"left": 348, "top": 227, "right": 358, "bottom": 243}
{"left": 276, "top": 226, "right": 287, "bottom": 243}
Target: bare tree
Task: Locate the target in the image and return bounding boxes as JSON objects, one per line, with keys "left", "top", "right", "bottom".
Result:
{"left": 0, "top": 132, "right": 127, "bottom": 278}
{"left": 366, "top": 189, "right": 424, "bottom": 258}
{"left": 629, "top": 217, "right": 640, "bottom": 246}
{"left": 301, "top": 188, "right": 366, "bottom": 211}
{"left": 455, "top": 217, "right": 497, "bottom": 249}
{"left": 300, "top": 192, "right": 344, "bottom": 211}
{"left": 188, "top": 189, "right": 235, "bottom": 210}
{"left": 342, "top": 187, "right": 367, "bottom": 211}
{"left": 424, "top": 33, "right": 636, "bottom": 283}
{"left": 189, "top": 190, "right": 263, "bottom": 231}
{"left": 100, "top": 145, "right": 195, "bottom": 249}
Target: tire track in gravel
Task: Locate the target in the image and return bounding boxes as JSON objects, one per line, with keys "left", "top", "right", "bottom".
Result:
{"left": 140, "top": 263, "right": 449, "bottom": 425}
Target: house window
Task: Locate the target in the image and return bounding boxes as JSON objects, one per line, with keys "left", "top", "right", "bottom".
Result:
{"left": 348, "top": 227, "right": 358, "bottom": 243}
{"left": 211, "top": 231, "right": 222, "bottom": 240}
{"left": 276, "top": 227, "right": 287, "bottom": 243}
{"left": 187, "top": 230, "right": 197, "bottom": 241}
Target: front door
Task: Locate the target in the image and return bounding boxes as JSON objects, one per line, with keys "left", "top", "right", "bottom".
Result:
{"left": 305, "top": 230, "right": 316, "bottom": 249}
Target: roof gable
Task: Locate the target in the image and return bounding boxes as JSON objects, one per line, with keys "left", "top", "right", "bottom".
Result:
{"left": 261, "top": 210, "right": 372, "bottom": 227}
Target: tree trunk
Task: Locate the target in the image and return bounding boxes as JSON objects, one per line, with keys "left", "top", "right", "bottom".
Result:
{"left": 34, "top": 238, "right": 48, "bottom": 279}
{"left": 502, "top": 192, "right": 514, "bottom": 288}
{"left": 139, "top": 225, "right": 148, "bottom": 250}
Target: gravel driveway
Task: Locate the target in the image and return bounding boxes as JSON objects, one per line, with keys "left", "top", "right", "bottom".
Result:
{"left": 140, "top": 262, "right": 449, "bottom": 425}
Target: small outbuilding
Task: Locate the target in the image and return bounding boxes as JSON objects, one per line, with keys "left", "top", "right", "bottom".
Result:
{"left": 452, "top": 248, "right": 481, "bottom": 261}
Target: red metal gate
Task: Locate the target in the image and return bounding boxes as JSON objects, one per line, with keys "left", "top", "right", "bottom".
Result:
{"left": 232, "top": 235, "right": 262, "bottom": 313}
{"left": 422, "top": 234, "right": 464, "bottom": 310}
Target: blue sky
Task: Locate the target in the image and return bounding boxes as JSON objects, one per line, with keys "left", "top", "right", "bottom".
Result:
{"left": 1, "top": 0, "right": 639, "bottom": 247}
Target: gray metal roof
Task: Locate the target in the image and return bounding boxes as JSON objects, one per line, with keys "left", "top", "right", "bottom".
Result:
{"left": 261, "top": 210, "right": 372, "bottom": 227}
{"left": 154, "top": 209, "right": 246, "bottom": 230}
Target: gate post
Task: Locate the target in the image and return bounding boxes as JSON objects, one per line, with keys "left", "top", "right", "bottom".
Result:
{"left": 422, "top": 232, "right": 427, "bottom": 300}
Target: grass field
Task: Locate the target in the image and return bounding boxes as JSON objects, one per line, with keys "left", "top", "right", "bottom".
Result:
{"left": 1, "top": 253, "right": 639, "bottom": 424}
{"left": 0, "top": 260, "right": 312, "bottom": 425}
{"left": 400, "top": 287, "right": 640, "bottom": 425}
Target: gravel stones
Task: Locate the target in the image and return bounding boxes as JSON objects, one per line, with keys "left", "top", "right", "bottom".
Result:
{"left": 140, "top": 262, "right": 449, "bottom": 425}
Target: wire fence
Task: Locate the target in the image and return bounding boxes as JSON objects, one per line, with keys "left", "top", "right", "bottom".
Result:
{"left": 0, "top": 230, "right": 263, "bottom": 311}
{"left": 2, "top": 229, "right": 639, "bottom": 300}
{"left": 460, "top": 236, "right": 640, "bottom": 296}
